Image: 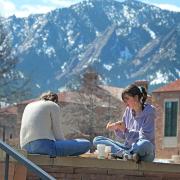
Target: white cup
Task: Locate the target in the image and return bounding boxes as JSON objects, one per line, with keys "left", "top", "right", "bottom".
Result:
{"left": 105, "top": 146, "right": 111, "bottom": 153}
{"left": 105, "top": 146, "right": 112, "bottom": 159}
{"left": 97, "top": 144, "right": 106, "bottom": 159}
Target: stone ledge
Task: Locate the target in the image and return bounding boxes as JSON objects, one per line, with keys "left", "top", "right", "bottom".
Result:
{"left": 1, "top": 153, "right": 180, "bottom": 180}
{"left": 27, "top": 154, "right": 180, "bottom": 174}
{"left": 139, "top": 161, "right": 180, "bottom": 173}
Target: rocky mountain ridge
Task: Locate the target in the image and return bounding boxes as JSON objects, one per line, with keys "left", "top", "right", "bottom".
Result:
{"left": 3, "top": 0, "right": 180, "bottom": 98}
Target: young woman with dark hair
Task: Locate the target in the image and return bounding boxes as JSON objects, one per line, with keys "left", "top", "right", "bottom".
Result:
{"left": 93, "top": 84, "right": 156, "bottom": 162}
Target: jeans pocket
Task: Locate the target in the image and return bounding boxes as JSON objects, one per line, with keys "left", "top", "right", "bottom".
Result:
{"left": 24, "top": 139, "right": 56, "bottom": 157}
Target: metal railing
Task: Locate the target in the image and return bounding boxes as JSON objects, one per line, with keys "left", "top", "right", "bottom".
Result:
{"left": 0, "top": 140, "right": 56, "bottom": 180}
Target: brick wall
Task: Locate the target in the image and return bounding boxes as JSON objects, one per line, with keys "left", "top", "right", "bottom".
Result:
{"left": 0, "top": 161, "right": 27, "bottom": 180}
{"left": 2, "top": 154, "right": 180, "bottom": 180}
{"left": 152, "top": 91, "right": 180, "bottom": 159}
{"left": 0, "top": 110, "right": 17, "bottom": 144}
{"left": 25, "top": 155, "right": 180, "bottom": 180}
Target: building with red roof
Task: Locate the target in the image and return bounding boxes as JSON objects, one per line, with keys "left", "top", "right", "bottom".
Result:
{"left": 153, "top": 79, "right": 180, "bottom": 93}
{"left": 152, "top": 79, "right": 180, "bottom": 159}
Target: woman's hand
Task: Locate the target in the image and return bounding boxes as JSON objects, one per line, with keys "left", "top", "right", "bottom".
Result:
{"left": 114, "top": 121, "right": 126, "bottom": 131}
{"left": 106, "top": 121, "right": 126, "bottom": 132}
{"left": 106, "top": 121, "right": 116, "bottom": 131}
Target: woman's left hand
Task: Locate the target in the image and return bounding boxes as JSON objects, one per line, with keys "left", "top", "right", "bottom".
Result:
{"left": 114, "top": 121, "right": 126, "bottom": 132}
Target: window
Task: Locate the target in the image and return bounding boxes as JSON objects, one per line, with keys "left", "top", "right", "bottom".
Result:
{"left": 164, "top": 100, "right": 178, "bottom": 137}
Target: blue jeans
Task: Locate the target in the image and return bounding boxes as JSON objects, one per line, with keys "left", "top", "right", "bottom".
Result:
{"left": 93, "top": 136, "right": 155, "bottom": 162}
{"left": 23, "top": 139, "right": 91, "bottom": 157}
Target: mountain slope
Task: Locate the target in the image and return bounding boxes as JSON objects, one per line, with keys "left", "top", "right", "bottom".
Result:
{"left": 3, "top": 0, "right": 180, "bottom": 97}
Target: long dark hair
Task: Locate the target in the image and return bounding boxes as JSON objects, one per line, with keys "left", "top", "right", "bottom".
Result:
{"left": 122, "top": 84, "right": 147, "bottom": 110}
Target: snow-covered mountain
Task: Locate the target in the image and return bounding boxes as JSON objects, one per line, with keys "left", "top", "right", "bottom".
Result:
{"left": 3, "top": 0, "right": 180, "bottom": 97}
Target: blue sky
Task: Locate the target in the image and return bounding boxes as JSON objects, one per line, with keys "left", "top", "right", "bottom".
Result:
{"left": 1, "top": 0, "right": 180, "bottom": 17}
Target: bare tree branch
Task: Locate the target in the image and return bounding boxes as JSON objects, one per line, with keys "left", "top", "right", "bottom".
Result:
{"left": 0, "top": 17, "right": 31, "bottom": 105}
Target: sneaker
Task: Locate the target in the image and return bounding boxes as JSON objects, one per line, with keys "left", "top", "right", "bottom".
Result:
{"left": 111, "top": 153, "right": 123, "bottom": 159}
{"left": 123, "top": 153, "right": 133, "bottom": 161}
{"left": 123, "top": 153, "right": 140, "bottom": 163}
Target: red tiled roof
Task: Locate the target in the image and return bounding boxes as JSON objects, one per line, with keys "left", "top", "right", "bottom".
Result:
{"left": 58, "top": 91, "right": 81, "bottom": 103}
{"left": 58, "top": 86, "right": 124, "bottom": 105}
{"left": 18, "top": 98, "right": 37, "bottom": 105}
{"left": 0, "top": 105, "right": 17, "bottom": 115}
{"left": 99, "top": 85, "right": 124, "bottom": 100}
{"left": 153, "top": 79, "right": 180, "bottom": 93}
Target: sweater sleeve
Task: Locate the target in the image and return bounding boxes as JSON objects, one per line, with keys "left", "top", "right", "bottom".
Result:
{"left": 124, "top": 107, "right": 156, "bottom": 146}
{"left": 114, "top": 109, "right": 127, "bottom": 140}
{"left": 114, "top": 129, "right": 125, "bottom": 140}
{"left": 139, "top": 109, "right": 155, "bottom": 141}
{"left": 124, "top": 129, "right": 139, "bottom": 147}
{"left": 50, "top": 104, "right": 65, "bottom": 140}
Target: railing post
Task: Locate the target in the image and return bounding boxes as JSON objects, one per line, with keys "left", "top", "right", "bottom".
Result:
{"left": 4, "top": 153, "right": 9, "bottom": 180}
{"left": 0, "top": 140, "right": 56, "bottom": 180}
{"left": 0, "top": 125, "right": 6, "bottom": 142}
{"left": 3, "top": 126, "right": 5, "bottom": 142}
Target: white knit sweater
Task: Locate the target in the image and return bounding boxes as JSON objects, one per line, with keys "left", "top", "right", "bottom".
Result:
{"left": 20, "top": 100, "right": 65, "bottom": 148}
